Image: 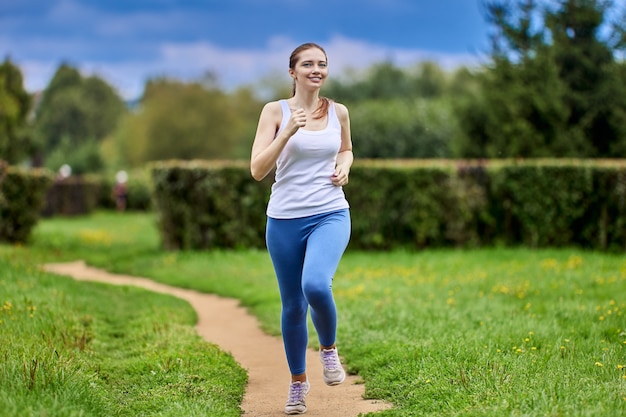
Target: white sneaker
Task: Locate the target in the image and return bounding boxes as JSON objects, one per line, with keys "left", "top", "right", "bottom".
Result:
{"left": 320, "top": 347, "right": 346, "bottom": 386}
{"left": 285, "top": 380, "right": 310, "bottom": 415}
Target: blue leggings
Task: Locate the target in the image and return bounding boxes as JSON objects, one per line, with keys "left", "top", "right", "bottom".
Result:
{"left": 266, "top": 209, "right": 351, "bottom": 376}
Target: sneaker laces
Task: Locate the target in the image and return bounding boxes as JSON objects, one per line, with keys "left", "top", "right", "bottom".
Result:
{"left": 287, "top": 381, "right": 307, "bottom": 404}
{"left": 321, "top": 348, "right": 341, "bottom": 370}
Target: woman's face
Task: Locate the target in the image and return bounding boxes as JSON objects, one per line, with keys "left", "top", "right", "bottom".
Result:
{"left": 290, "top": 47, "right": 328, "bottom": 91}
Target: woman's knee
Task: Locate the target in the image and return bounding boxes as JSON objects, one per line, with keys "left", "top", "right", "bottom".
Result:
{"left": 302, "top": 280, "right": 332, "bottom": 306}
{"left": 282, "top": 300, "right": 308, "bottom": 320}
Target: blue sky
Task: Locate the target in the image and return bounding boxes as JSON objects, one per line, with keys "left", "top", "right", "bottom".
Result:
{"left": 1, "top": 0, "right": 492, "bottom": 99}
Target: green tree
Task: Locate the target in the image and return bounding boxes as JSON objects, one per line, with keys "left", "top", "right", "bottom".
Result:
{"left": 362, "top": 62, "right": 413, "bottom": 100}
{"left": 325, "top": 61, "right": 452, "bottom": 103}
{"left": 351, "top": 98, "right": 458, "bottom": 158}
{"left": 44, "top": 137, "right": 105, "bottom": 175}
{"left": 321, "top": 60, "right": 461, "bottom": 158}
{"left": 546, "top": 0, "right": 626, "bottom": 156}
{"left": 0, "top": 58, "right": 32, "bottom": 163}
{"left": 229, "top": 86, "right": 265, "bottom": 159}
{"left": 33, "top": 63, "right": 127, "bottom": 171}
{"left": 411, "top": 61, "right": 449, "bottom": 98}
{"left": 113, "top": 78, "right": 259, "bottom": 166}
{"left": 456, "top": 0, "right": 626, "bottom": 157}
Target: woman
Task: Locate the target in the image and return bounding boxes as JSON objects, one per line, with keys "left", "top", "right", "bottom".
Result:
{"left": 250, "top": 42, "right": 353, "bottom": 415}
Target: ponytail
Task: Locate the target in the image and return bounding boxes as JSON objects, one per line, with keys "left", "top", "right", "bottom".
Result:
{"left": 291, "top": 85, "right": 330, "bottom": 119}
{"left": 315, "top": 97, "right": 330, "bottom": 120}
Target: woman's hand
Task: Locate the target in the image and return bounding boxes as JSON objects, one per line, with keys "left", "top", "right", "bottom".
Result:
{"left": 331, "top": 163, "right": 350, "bottom": 186}
{"left": 287, "top": 108, "right": 307, "bottom": 135}
{"left": 251, "top": 102, "right": 305, "bottom": 181}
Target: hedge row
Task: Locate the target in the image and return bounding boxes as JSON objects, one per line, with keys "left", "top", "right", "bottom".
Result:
{"left": 41, "top": 175, "right": 101, "bottom": 217}
{"left": 0, "top": 165, "right": 53, "bottom": 243}
{"left": 0, "top": 164, "right": 154, "bottom": 243}
{"left": 41, "top": 169, "right": 154, "bottom": 217}
{"left": 152, "top": 160, "right": 269, "bottom": 250}
{"left": 151, "top": 159, "right": 626, "bottom": 252}
{"left": 96, "top": 169, "right": 154, "bottom": 212}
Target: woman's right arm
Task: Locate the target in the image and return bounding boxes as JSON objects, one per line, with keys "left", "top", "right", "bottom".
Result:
{"left": 250, "top": 102, "right": 305, "bottom": 181}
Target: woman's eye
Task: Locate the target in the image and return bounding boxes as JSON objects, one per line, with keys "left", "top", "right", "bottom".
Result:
{"left": 301, "top": 62, "right": 326, "bottom": 68}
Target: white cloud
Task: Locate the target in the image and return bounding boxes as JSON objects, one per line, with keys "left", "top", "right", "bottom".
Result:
{"left": 15, "top": 60, "right": 58, "bottom": 94}
{"left": 47, "top": 0, "right": 98, "bottom": 24}
{"left": 155, "top": 35, "right": 481, "bottom": 89}
{"left": 13, "top": 35, "right": 482, "bottom": 100}
{"left": 93, "top": 8, "right": 210, "bottom": 38}
{"left": 2, "top": 1, "right": 488, "bottom": 99}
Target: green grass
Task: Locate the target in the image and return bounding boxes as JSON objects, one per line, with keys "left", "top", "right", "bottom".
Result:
{"left": 0, "top": 213, "right": 246, "bottom": 417}
{"left": 2, "top": 211, "right": 626, "bottom": 416}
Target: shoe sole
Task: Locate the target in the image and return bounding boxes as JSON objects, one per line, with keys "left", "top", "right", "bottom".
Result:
{"left": 322, "top": 368, "right": 346, "bottom": 386}
{"left": 285, "top": 402, "right": 307, "bottom": 414}
{"left": 323, "top": 374, "right": 346, "bottom": 386}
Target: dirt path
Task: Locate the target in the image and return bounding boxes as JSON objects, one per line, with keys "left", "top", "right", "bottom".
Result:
{"left": 43, "top": 261, "right": 391, "bottom": 417}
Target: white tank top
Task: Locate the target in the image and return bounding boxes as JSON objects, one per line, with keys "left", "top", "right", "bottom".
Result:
{"left": 266, "top": 100, "right": 350, "bottom": 219}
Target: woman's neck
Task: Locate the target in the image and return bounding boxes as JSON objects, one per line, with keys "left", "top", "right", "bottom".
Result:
{"left": 290, "top": 92, "right": 320, "bottom": 112}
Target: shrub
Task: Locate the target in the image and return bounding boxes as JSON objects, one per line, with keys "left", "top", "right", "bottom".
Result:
{"left": 97, "top": 170, "right": 154, "bottom": 211}
{"left": 151, "top": 159, "right": 626, "bottom": 252}
{"left": 41, "top": 175, "right": 101, "bottom": 217}
{"left": 0, "top": 166, "right": 53, "bottom": 243}
{"left": 151, "top": 160, "right": 270, "bottom": 250}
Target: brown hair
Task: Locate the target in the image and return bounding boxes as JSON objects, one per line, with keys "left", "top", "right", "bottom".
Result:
{"left": 289, "top": 42, "right": 330, "bottom": 120}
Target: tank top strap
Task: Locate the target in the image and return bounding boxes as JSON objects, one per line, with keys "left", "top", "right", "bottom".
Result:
{"left": 328, "top": 100, "right": 341, "bottom": 130}
{"left": 277, "top": 100, "right": 291, "bottom": 135}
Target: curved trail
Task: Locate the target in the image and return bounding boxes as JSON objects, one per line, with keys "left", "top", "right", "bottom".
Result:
{"left": 43, "top": 261, "right": 391, "bottom": 417}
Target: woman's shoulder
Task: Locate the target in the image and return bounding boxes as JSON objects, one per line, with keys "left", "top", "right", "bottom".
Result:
{"left": 331, "top": 101, "right": 350, "bottom": 121}
{"left": 260, "top": 100, "right": 285, "bottom": 118}
{"left": 263, "top": 100, "right": 284, "bottom": 110}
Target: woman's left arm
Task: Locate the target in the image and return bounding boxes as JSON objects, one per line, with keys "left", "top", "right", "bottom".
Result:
{"left": 332, "top": 103, "right": 353, "bottom": 186}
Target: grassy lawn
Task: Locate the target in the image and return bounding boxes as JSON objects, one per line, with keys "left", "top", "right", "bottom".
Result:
{"left": 0, "top": 212, "right": 246, "bottom": 417}
{"left": 2, "top": 210, "right": 626, "bottom": 416}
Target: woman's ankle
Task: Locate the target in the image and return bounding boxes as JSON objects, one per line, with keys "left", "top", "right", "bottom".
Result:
{"left": 291, "top": 373, "right": 307, "bottom": 383}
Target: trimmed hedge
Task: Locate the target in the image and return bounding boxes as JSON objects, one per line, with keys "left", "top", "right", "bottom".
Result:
{"left": 151, "top": 159, "right": 626, "bottom": 252}
{"left": 0, "top": 166, "right": 53, "bottom": 243}
{"left": 0, "top": 160, "right": 6, "bottom": 201}
{"left": 152, "top": 160, "right": 270, "bottom": 250}
{"left": 42, "top": 175, "right": 101, "bottom": 217}
{"left": 40, "top": 170, "right": 154, "bottom": 216}
{"left": 97, "top": 170, "right": 154, "bottom": 211}
{"left": 488, "top": 160, "right": 626, "bottom": 250}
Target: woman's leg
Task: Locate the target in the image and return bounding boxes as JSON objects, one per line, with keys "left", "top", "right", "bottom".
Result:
{"left": 301, "top": 209, "right": 351, "bottom": 347}
{"left": 266, "top": 217, "right": 309, "bottom": 377}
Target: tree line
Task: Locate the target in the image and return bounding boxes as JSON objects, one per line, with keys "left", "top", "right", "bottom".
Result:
{"left": 1, "top": 0, "right": 626, "bottom": 175}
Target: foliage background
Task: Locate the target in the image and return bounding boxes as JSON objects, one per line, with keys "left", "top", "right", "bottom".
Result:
{"left": 2, "top": 1, "right": 625, "bottom": 177}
